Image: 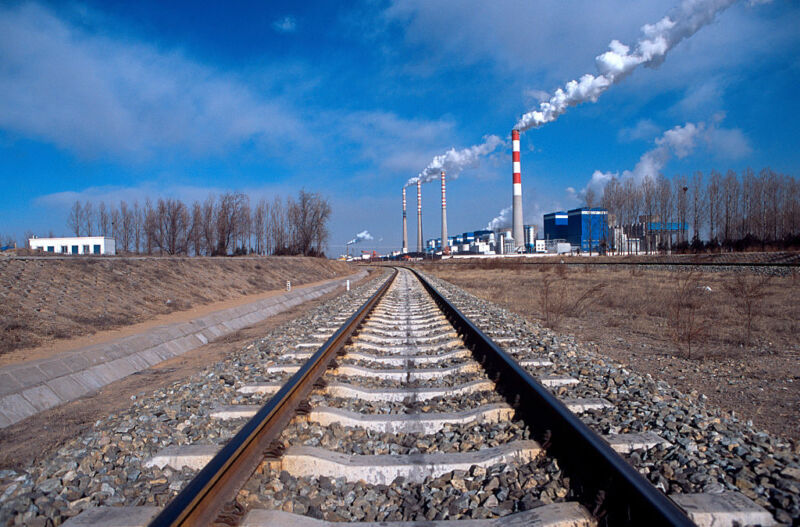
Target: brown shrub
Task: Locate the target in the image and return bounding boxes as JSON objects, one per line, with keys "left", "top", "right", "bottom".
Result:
{"left": 666, "top": 271, "right": 708, "bottom": 359}
{"left": 722, "top": 273, "right": 771, "bottom": 347}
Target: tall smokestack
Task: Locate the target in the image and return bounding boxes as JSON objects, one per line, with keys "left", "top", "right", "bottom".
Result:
{"left": 512, "top": 129, "right": 524, "bottom": 249}
{"left": 441, "top": 170, "right": 448, "bottom": 255}
{"left": 416, "top": 180, "right": 423, "bottom": 253}
{"left": 402, "top": 187, "right": 408, "bottom": 253}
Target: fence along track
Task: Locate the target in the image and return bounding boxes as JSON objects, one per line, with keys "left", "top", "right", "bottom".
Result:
{"left": 141, "top": 267, "right": 760, "bottom": 527}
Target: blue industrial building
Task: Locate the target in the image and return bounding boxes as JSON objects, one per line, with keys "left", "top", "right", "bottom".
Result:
{"left": 543, "top": 211, "right": 568, "bottom": 240}
{"left": 567, "top": 208, "right": 609, "bottom": 253}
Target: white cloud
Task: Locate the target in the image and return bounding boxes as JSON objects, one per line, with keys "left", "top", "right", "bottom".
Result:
{"left": 334, "top": 111, "right": 458, "bottom": 175}
{"left": 674, "top": 79, "right": 724, "bottom": 114}
{"left": 382, "top": 0, "right": 672, "bottom": 80}
{"left": 33, "top": 181, "right": 300, "bottom": 210}
{"left": 272, "top": 16, "right": 297, "bottom": 33}
{"left": 705, "top": 126, "right": 752, "bottom": 159}
{"left": 565, "top": 186, "right": 578, "bottom": 200}
{"left": 0, "top": 3, "right": 305, "bottom": 159}
{"left": 618, "top": 119, "right": 660, "bottom": 142}
{"left": 579, "top": 117, "right": 751, "bottom": 199}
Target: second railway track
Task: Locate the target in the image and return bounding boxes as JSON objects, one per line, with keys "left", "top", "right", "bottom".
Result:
{"left": 63, "top": 267, "right": 780, "bottom": 527}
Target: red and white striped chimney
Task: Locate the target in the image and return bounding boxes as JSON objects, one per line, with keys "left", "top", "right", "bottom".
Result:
{"left": 402, "top": 187, "right": 408, "bottom": 253}
{"left": 511, "top": 129, "right": 524, "bottom": 249}
{"left": 416, "top": 180, "right": 423, "bottom": 253}
{"left": 441, "top": 170, "right": 448, "bottom": 255}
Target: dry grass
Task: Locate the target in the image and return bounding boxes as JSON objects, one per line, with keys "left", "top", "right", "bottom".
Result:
{"left": 421, "top": 261, "right": 800, "bottom": 441}
{"left": 0, "top": 256, "right": 352, "bottom": 356}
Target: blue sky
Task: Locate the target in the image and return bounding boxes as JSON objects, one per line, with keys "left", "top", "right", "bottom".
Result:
{"left": 1, "top": 0, "right": 798, "bottom": 254}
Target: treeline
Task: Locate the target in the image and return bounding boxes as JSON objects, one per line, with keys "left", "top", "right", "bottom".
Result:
{"left": 65, "top": 190, "right": 331, "bottom": 256}
{"left": 596, "top": 167, "right": 800, "bottom": 251}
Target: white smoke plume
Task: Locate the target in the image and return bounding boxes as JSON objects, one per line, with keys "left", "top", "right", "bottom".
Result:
{"left": 581, "top": 121, "right": 704, "bottom": 198}
{"left": 346, "top": 230, "right": 373, "bottom": 245}
{"left": 406, "top": 135, "right": 504, "bottom": 187}
{"left": 486, "top": 206, "right": 512, "bottom": 231}
{"left": 516, "top": 0, "right": 737, "bottom": 132}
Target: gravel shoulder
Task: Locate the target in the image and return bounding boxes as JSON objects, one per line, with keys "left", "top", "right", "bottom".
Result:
{"left": 0, "top": 269, "right": 376, "bottom": 471}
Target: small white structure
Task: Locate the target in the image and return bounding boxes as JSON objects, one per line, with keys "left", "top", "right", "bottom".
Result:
{"left": 535, "top": 239, "right": 546, "bottom": 253}
{"left": 29, "top": 236, "right": 116, "bottom": 255}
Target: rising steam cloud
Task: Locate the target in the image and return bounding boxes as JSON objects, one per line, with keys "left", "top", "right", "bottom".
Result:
{"left": 581, "top": 121, "right": 705, "bottom": 198}
{"left": 486, "top": 206, "right": 512, "bottom": 231}
{"left": 516, "top": 0, "right": 737, "bottom": 132}
{"left": 346, "top": 230, "right": 373, "bottom": 245}
{"left": 406, "top": 135, "right": 504, "bottom": 188}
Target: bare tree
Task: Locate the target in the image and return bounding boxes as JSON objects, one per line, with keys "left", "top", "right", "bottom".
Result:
{"left": 83, "top": 201, "right": 95, "bottom": 236}
{"left": 132, "top": 201, "right": 143, "bottom": 254}
{"left": 689, "top": 171, "right": 704, "bottom": 246}
{"left": 118, "top": 201, "right": 133, "bottom": 253}
{"left": 722, "top": 170, "right": 739, "bottom": 243}
{"left": 252, "top": 199, "right": 268, "bottom": 255}
{"left": 656, "top": 174, "right": 673, "bottom": 252}
{"left": 785, "top": 176, "right": 800, "bottom": 238}
{"left": 270, "top": 196, "right": 289, "bottom": 254}
{"left": 584, "top": 186, "right": 597, "bottom": 209}
{"left": 155, "top": 198, "right": 190, "bottom": 254}
{"left": 236, "top": 197, "right": 252, "bottom": 254}
{"left": 673, "top": 174, "right": 688, "bottom": 246}
{"left": 763, "top": 168, "right": 780, "bottom": 241}
{"left": 97, "top": 202, "right": 110, "bottom": 237}
{"left": 214, "top": 193, "right": 247, "bottom": 255}
{"left": 200, "top": 196, "right": 217, "bottom": 255}
{"left": 290, "top": 190, "right": 332, "bottom": 256}
{"left": 642, "top": 175, "right": 657, "bottom": 253}
{"left": 707, "top": 170, "right": 721, "bottom": 243}
{"left": 143, "top": 199, "right": 157, "bottom": 254}
{"left": 189, "top": 201, "right": 204, "bottom": 256}
{"left": 68, "top": 201, "right": 83, "bottom": 236}
{"left": 110, "top": 205, "right": 121, "bottom": 247}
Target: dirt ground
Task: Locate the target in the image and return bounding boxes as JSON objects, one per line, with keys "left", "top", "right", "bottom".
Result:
{"left": 0, "top": 269, "right": 375, "bottom": 470}
{"left": 421, "top": 261, "right": 800, "bottom": 442}
{"left": 0, "top": 256, "right": 352, "bottom": 357}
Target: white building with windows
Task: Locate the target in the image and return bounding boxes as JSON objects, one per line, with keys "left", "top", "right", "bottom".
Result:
{"left": 29, "top": 236, "right": 116, "bottom": 255}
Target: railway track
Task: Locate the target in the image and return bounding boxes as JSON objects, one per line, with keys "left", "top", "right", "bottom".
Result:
{"left": 64, "top": 267, "right": 778, "bottom": 527}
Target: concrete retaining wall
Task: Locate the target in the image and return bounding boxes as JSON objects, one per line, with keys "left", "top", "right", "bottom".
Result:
{"left": 0, "top": 270, "right": 367, "bottom": 428}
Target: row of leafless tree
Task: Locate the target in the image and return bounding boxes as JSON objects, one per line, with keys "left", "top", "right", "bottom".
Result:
{"left": 65, "top": 190, "right": 332, "bottom": 256}
{"left": 595, "top": 167, "right": 800, "bottom": 247}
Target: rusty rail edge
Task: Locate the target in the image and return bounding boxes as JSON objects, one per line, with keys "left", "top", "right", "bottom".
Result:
{"left": 149, "top": 269, "right": 398, "bottom": 527}
{"left": 411, "top": 268, "right": 694, "bottom": 527}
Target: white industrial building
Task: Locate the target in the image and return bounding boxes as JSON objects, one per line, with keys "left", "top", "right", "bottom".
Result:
{"left": 29, "top": 236, "right": 116, "bottom": 255}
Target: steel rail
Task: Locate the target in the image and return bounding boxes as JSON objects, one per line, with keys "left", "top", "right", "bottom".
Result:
{"left": 149, "top": 269, "right": 397, "bottom": 527}
{"left": 411, "top": 268, "right": 695, "bottom": 527}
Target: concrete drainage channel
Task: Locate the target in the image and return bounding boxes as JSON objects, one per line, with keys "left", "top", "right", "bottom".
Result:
{"left": 57, "top": 268, "right": 779, "bottom": 526}
{"left": 0, "top": 270, "right": 367, "bottom": 428}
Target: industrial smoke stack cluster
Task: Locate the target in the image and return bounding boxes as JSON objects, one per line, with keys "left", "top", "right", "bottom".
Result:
{"left": 401, "top": 129, "right": 524, "bottom": 255}
{"left": 512, "top": 129, "right": 524, "bottom": 249}
{"left": 441, "top": 170, "right": 448, "bottom": 255}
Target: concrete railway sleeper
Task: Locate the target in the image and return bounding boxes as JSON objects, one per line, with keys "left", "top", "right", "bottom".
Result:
{"left": 65, "top": 268, "right": 777, "bottom": 527}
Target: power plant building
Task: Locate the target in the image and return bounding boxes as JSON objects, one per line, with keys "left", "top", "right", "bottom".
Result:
{"left": 543, "top": 212, "right": 568, "bottom": 241}
{"left": 567, "top": 208, "right": 609, "bottom": 253}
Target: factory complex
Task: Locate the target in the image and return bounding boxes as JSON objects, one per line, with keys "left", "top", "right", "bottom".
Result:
{"left": 389, "top": 128, "right": 687, "bottom": 260}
